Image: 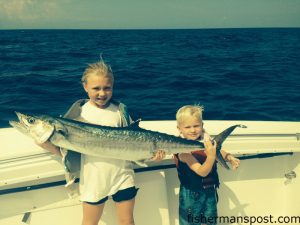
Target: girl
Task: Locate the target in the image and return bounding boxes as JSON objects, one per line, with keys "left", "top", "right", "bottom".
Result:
{"left": 39, "top": 58, "right": 163, "bottom": 225}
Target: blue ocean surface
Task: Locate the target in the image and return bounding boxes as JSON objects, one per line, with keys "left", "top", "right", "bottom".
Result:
{"left": 0, "top": 28, "right": 300, "bottom": 128}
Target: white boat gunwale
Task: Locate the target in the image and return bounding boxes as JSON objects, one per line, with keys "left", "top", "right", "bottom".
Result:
{"left": 0, "top": 151, "right": 295, "bottom": 196}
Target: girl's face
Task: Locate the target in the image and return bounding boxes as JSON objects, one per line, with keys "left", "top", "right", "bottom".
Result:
{"left": 83, "top": 73, "right": 113, "bottom": 109}
{"left": 177, "top": 116, "right": 203, "bottom": 140}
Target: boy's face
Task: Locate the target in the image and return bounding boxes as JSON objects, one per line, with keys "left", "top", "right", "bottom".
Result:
{"left": 177, "top": 116, "right": 203, "bottom": 140}
{"left": 83, "top": 73, "right": 113, "bottom": 109}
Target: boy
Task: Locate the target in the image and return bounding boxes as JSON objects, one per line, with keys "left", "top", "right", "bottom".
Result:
{"left": 174, "top": 105, "right": 240, "bottom": 225}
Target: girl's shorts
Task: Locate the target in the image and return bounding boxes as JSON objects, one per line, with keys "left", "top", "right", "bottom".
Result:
{"left": 85, "top": 186, "right": 139, "bottom": 205}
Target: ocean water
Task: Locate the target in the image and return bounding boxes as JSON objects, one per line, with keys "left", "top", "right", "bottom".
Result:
{"left": 0, "top": 28, "right": 300, "bottom": 128}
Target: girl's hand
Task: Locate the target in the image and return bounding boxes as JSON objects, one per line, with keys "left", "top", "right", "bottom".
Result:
{"left": 151, "top": 150, "right": 166, "bottom": 161}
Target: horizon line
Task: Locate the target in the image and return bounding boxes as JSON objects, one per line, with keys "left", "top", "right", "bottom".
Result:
{"left": 1, "top": 26, "right": 300, "bottom": 31}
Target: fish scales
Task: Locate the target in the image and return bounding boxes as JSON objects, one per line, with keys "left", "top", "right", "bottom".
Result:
{"left": 9, "top": 112, "right": 246, "bottom": 169}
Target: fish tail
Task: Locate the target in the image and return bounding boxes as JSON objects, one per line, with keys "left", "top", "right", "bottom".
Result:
{"left": 214, "top": 124, "right": 247, "bottom": 169}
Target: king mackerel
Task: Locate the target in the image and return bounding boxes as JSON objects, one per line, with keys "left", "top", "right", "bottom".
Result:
{"left": 9, "top": 112, "right": 246, "bottom": 169}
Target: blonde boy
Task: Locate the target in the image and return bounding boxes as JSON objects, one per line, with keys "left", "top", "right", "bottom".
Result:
{"left": 174, "top": 105, "right": 240, "bottom": 225}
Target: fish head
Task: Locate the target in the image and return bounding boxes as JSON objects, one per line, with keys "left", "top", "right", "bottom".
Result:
{"left": 9, "top": 112, "right": 56, "bottom": 144}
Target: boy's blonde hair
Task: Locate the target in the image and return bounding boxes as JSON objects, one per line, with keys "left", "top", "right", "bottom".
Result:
{"left": 81, "top": 58, "right": 114, "bottom": 84}
{"left": 176, "top": 105, "right": 204, "bottom": 124}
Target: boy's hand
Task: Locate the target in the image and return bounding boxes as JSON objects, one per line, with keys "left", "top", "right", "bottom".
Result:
{"left": 204, "top": 140, "right": 216, "bottom": 159}
{"left": 227, "top": 155, "right": 240, "bottom": 170}
{"left": 151, "top": 150, "right": 166, "bottom": 161}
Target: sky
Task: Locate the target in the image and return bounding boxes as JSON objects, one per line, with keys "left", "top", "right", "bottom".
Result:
{"left": 0, "top": 0, "right": 300, "bottom": 29}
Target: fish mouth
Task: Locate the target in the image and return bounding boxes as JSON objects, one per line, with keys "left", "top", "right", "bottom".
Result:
{"left": 9, "top": 112, "right": 29, "bottom": 133}
{"left": 15, "top": 111, "right": 26, "bottom": 123}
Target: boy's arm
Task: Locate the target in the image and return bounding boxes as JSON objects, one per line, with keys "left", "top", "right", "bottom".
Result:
{"left": 179, "top": 153, "right": 215, "bottom": 177}
{"left": 36, "top": 141, "right": 62, "bottom": 157}
{"left": 179, "top": 140, "right": 216, "bottom": 177}
{"left": 221, "top": 150, "right": 240, "bottom": 170}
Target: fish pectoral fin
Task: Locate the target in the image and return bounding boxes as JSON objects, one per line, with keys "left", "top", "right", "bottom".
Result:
{"left": 56, "top": 126, "right": 68, "bottom": 137}
{"left": 132, "top": 160, "right": 149, "bottom": 167}
{"left": 54, "top": 120, "right": 68, "bottom": 136}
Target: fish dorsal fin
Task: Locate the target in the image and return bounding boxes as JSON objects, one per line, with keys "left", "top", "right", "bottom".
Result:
{"left": 129, "top": 118, "right": 142, "bottom": 128}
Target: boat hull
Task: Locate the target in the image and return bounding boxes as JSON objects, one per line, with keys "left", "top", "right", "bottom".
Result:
{"left": 1, "top": 120, "right": 300, "bottom": 225}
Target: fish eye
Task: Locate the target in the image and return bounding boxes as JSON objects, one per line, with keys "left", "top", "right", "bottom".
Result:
{"left": 27, "top": 117, "right": 35, "bottom": 124}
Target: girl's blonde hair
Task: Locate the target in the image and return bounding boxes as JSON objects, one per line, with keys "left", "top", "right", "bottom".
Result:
{"left": 176, "top": 105, "right": 204, "bottom": 124}
{"left": 81, "top": 58, "right": 114, "bottom": 84}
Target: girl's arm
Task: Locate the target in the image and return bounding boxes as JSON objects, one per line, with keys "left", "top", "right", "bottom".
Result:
{"left": 36, "top": 141, "right": 62, "bottom": 157}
